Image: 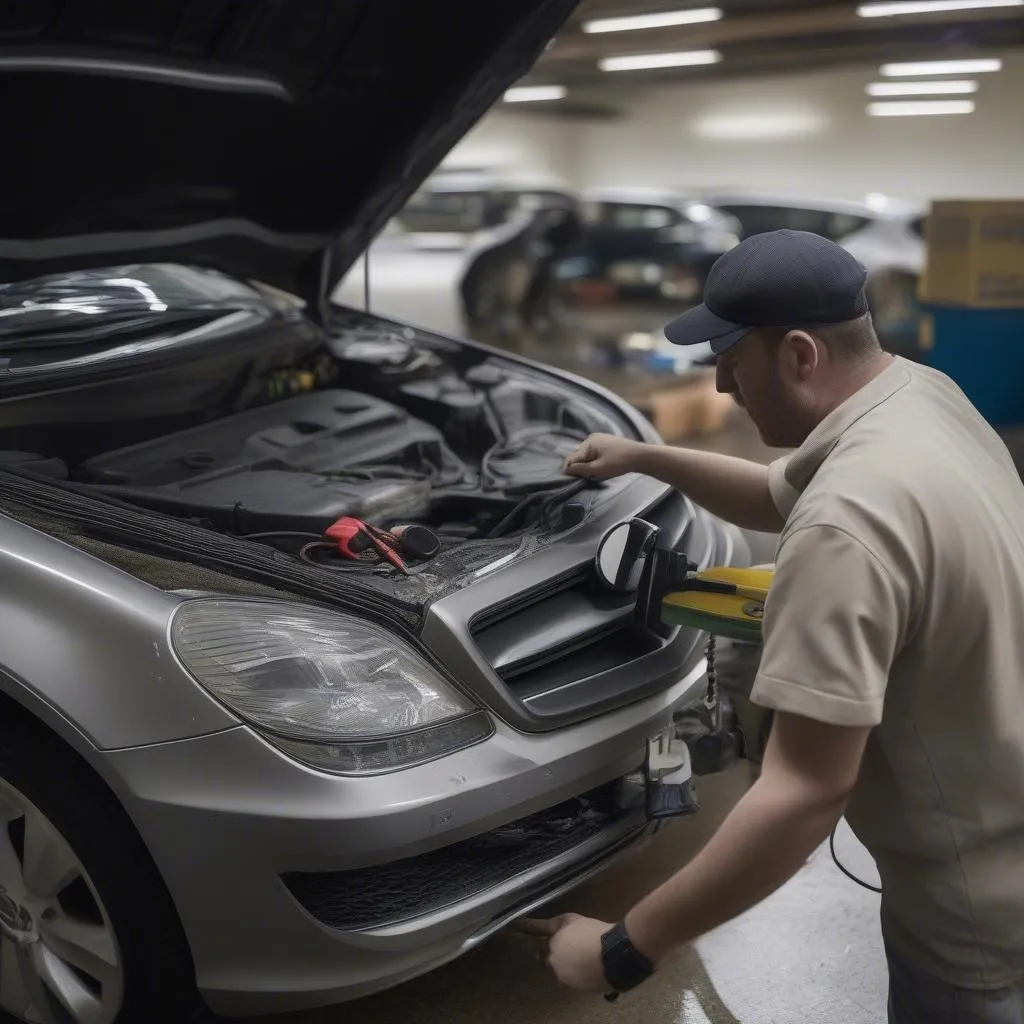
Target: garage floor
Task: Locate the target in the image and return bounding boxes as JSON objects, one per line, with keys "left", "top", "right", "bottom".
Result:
{"left": 255, "top": 404, "right": 891, "bottom": 1024}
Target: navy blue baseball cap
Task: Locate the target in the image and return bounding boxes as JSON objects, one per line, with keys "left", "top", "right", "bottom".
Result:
{"left": 664, "top": 229, "right": 869, "bottom": 353}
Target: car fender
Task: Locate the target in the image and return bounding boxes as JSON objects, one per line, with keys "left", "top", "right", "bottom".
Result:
{"left": 0, "top": 511, "right": 239, "bottom": 750}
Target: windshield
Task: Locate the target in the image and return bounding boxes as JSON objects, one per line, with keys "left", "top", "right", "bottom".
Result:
{"left": 585, "top": 202, "right": 681, "bottom": 230}
{"left": 714, "top": 203, "right": 871, "bottom": 243}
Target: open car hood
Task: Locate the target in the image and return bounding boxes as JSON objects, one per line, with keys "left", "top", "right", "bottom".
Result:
{"left": 0, "top": 0, "right": 578, "bottom": 320}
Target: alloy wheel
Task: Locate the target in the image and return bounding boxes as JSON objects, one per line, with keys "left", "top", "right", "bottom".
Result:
{"left": 0, "top": 779, "right": 123, "bottom": 1024}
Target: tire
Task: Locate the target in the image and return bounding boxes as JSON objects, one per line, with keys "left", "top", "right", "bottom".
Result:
{"left": 0, "top": 700, "right": 215, "bottom": 1024}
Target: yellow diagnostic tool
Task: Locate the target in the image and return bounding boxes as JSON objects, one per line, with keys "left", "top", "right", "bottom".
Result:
{"left": 661, "top": 566, "right": 774, "bottom": 642}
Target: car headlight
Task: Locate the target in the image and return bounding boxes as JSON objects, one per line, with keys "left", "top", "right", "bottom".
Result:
{"left": 170, "top": 599, "right": 493, "bottom": 775}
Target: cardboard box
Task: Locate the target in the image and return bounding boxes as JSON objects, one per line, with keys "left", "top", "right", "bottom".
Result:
{"left": 919, "top": 200, "right": 1024, "bottom": 308}
{"left": 635, "top": 372, "right": 735, "bottom": 442}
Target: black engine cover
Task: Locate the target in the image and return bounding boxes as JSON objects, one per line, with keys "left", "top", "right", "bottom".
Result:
{"left": 77, "top": 390, "right": 467, "bottom": 534}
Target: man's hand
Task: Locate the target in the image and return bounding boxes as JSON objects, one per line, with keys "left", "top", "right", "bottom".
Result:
{"left": 563, "top": 434, "right": 648, "bottom": 480}
{"left": 515, "top": 914, "right": 612, "bottom": 992}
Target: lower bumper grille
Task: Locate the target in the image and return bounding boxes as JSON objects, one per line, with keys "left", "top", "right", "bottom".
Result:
{"left": 282, "top": 782, "right": 633, "bottom": 931}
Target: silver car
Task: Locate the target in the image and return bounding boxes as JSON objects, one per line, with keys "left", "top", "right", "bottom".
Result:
{"left": 335, "top": 169, "right": 582, "bottom": 342}
{"left": 0, "top": 3, "right": 759, "bottom": 1022}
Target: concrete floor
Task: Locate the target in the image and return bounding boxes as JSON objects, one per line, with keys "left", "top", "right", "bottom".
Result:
{"left": 253, "top": 408, "right": 889, "bottom": 1024}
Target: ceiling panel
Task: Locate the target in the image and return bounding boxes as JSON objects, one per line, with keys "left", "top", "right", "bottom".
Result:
{"left": 519, "top": 0, "right": 1024, "bottom": 105}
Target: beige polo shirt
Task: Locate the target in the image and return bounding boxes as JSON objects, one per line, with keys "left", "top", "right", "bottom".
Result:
{"left": 752, "top": 356, "right": 1024, "bottom": 990}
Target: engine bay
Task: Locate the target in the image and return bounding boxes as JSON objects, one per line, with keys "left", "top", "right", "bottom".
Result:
{"left": 1, "top": 296, "right": 636, "bottom": 580}
{"left": 71, "top": 382, "right": 592, "bottom": 550}
{"left": 77, "top": 390, "right": 466, "bottom": 534}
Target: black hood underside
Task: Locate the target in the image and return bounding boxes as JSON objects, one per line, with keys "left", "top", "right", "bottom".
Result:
{"left": 0, "top": 0, "right": 579, "bottom": 318}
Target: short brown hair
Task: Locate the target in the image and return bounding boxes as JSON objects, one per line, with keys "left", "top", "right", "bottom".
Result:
{"left": 814, "top": 312, "right": 882, "bottom": 362}
{"left": 759, "top": 312, "right": 881, "bottom": 363}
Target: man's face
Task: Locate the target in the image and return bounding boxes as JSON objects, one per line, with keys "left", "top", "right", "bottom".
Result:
{"left": 715, "top": 331, "right": 808, "bottom": 448}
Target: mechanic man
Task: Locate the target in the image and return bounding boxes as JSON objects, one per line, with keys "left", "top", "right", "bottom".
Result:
{"left": 520, "top": 230, "right": 1024, "bottom": 1023}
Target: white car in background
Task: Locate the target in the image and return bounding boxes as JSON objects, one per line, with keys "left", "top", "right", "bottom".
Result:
{"left": 705, "top": 194, "right": 927, "bottom": 356}
{"left": 335, "top": 170, "right": 581, "bottom": 341}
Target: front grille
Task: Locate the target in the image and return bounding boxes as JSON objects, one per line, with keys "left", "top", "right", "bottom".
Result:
{"left": 471, "top": 490, "right": 708, "bottom": 707}
{"left": 282, "top": 782, "right": 633, "bottom": 931}
{"left": 474, "top": 580, "right": 664, "bottom": 700}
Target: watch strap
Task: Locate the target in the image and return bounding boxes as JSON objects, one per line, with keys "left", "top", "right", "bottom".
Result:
{"left": 601, "top": 921, "right": 655, "bottom": 993}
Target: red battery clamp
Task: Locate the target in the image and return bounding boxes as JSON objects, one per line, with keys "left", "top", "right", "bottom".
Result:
{"left": 324, "top": 517, "right": 410, "bottom": 574}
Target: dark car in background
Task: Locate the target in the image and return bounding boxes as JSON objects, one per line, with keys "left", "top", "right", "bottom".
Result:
{"left": 560, "top": 187, "right": 742, "bottom": 306}
{"left": 337, "top": 170, "right": 584, "bottom": 343}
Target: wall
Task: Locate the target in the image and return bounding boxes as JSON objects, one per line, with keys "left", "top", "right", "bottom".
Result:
{"left": 573, "top": 52, "right": 1024, "bottom": 203}
{"left": 456, "top": 53, "right": 1024, "bottom": 204}
{"left": 440, "top": 108, "right": 580, "bottom": 185}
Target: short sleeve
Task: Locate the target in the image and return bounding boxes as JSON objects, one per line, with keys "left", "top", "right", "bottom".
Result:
{"left": 767, "top": 454, "right": 800, "bottom": 520}
{"left": 750, "top": 524, "right": 910, "bottom": 727}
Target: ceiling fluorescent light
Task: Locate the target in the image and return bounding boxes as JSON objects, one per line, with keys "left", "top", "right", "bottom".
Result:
{"left": 600, "top": 50, "right": 722, "bottom": 71}
{"left": 868, "top": 99, "right": 976, "bottom": 115}
{"left": 584, "top": 8, "right": 723, "bottom": 33}
{"left": 880, "top": 57, "right": 1002, "bottom": 75}
{"left": 503, "top": 85, "right": 567, "bottom": 102}
{"left": 867, "top": 79, "right": 979, "bottom": 94}
{"left": 693, "top": 110, "right": 827, "bottom": 140}
{"left": 859, "top": 0, "right": 1022, "bottom": 17}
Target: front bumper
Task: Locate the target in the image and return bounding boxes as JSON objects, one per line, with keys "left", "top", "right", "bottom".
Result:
{"left": 103, "top": 660, "right": 706, "bottom": 1017}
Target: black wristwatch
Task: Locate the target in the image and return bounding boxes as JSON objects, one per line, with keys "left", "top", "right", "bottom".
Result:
{"left": 601, "top": 921, "right": 656, "bottom": 995}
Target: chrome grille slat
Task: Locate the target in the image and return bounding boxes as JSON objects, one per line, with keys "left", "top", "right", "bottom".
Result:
{"left": 470, "top": 489, "right": 697, "bottom": 711}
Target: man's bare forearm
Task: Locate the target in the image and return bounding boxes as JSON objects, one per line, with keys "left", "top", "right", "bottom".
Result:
{"left": 635, "top": 445, "right": 785, "bottom": 534}
{"left": 515, "top": 712, "right": 870, "bottom": 993}
{"left": 623, "top": 771, "right": 844, "bottom": 961}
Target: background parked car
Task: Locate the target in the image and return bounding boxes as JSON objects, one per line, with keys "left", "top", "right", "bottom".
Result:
{"left": 558, "top": 187, "right": 742, "bottom": 307}
{"left": 704, "top": 193, "right": 926, "bottom": 357}
{"left": 336, "top": 170, "right": 585, "bottom": 343}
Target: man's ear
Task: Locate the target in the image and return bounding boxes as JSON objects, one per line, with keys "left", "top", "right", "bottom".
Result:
{"left": 780, "top": 329, "right": 819, "bottom": 382}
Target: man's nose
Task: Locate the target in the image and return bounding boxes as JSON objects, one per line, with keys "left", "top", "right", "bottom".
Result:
{"left": 715, "top": 360, "right": 735, "bottom": 394}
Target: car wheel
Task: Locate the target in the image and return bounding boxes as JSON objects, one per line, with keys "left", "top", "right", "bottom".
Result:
{"left": 0, "top": 705, "right": 214, "bottom": 1024}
